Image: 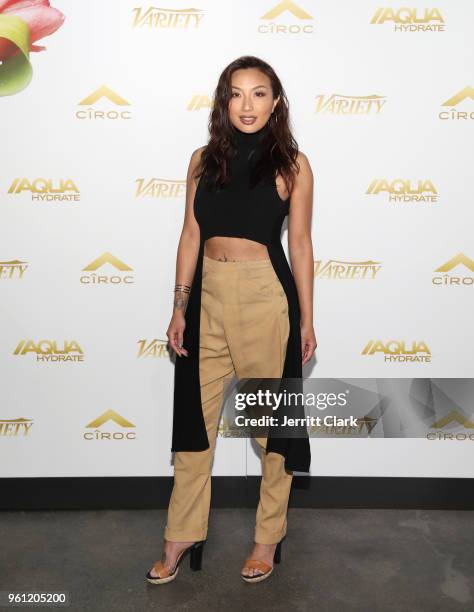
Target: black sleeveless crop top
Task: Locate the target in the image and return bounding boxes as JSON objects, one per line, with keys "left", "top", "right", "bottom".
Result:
{"left": 194, "top": 123, "right": 290, "bottom": 246}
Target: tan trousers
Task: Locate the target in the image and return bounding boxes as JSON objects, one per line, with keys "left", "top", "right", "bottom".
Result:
{"left": 165, "top": 254, "right": 292, "bottom": 545}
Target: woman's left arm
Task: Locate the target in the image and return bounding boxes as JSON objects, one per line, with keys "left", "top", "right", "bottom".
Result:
{"left": 287, "top": 151, "right": 317, "bottom": 366}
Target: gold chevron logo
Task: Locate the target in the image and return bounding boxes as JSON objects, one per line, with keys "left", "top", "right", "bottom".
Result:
{"left": 441, "top": 86, "right": 474, "bottom": 107}
{"left": 431, "top": 410, "right": 474, "bottom": 429}
{"left": 82, "top": 252, "right": 133, "bottom": 272}
{"left": 261, "top": 0, "right": 312, "bottom": 20}
{"left": 434, "top": 253, "right": 474, "bottom": 273}
{"left": 78, "top": 85, "right": 130, "bottom": 106}
{"left": 85, "top": 409, "right": 135, "bottom": 428}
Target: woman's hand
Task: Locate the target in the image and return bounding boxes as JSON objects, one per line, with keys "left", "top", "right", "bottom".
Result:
{"left": 167, "top": 312, "right": 189, "bottom": 357}
{"left": 301, "top": 322, "right": 317, "bottom": 366}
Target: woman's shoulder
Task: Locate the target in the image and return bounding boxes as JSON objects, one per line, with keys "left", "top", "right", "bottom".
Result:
{"left": 188, "top": 146, "right": 207, "bottom": 189}
{"left": 288, "top": 150, "right": 313, "bottom": 201}
{"left": 294, "top": 150, "right": 313, "bottom": 180}
{"left": 295, "top": 150, "right": 310, "bottom": 168}
{"left": 190, "top": 145, "right": 207, "bottom": 164}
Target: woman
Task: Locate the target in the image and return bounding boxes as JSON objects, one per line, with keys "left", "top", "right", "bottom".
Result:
{"left": 147, "top": 55, "right": 316, "bottom": 585}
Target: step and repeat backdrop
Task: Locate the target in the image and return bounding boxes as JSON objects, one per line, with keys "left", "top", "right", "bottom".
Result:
{"left": 1, "top": 1, "right": 472, "bottom": 479}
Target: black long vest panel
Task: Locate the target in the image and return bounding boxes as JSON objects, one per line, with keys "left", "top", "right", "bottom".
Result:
{"left": 171, "top": 123, "right": 311, "bottom": 473}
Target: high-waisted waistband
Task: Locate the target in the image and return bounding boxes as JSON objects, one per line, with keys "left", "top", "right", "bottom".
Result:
{"left": 203, "top": 254, "right": 273, "bottom": 271}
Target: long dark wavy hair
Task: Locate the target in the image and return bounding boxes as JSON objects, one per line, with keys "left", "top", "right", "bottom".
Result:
{"left": 195, "top": 55, "right": 300, "bottom": 195}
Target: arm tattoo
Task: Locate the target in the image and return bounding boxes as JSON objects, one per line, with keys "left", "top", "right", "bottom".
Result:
{"left": 173, "top": 289, "right": 189, "bottom": 312}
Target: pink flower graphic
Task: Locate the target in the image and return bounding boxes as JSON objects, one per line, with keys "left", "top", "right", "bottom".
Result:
{"left": 0, "top": 0, "right": 65, "bottom": 61}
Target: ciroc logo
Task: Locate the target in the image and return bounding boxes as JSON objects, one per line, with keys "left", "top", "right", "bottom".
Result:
{"left": 80, "top": 252, "right": 135, "bottom": 284}
{"left": 76, "top": 86, "right": 131, "bottom": 120}
{"left": 258, "top": 0, "right": 314, "bottom": 34}
{"left": 432, "top": 254, "right": 473, "bottom": 286}
{"left": 438, "top": 87, "right": 474, "bottom": 121}
{"left": 84, "top": 409, "right": 136, "bottom": 440}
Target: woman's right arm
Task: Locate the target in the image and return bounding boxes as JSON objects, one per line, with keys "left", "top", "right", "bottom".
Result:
{"left": 167, "top": 146, "right": 205, "bottom": 358}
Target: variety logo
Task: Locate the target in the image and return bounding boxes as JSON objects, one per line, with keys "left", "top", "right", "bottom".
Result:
{"left": 439, "top": 87, "right": 474, "bottom": 121}
{"left": 0, "top": 418, "right": 34, "bottom": 437}
{"left": 80, "top": 252, "right": 134, "bottom": 284}
{"left": 309, "top": 415, "right": 379, "bottom": 436}
{"left": 84, "top": 409, "right": 136, "bottom": 440}
{"left": 427, "top": 410, "right": 474, "bottom": 441}
{"left": 7, "top": 178, "right": 80, "bottom": 201}
{"left": 361, "top": 340, "right": 431, "bottom": 362}
{"left": 135, "top": 178, "right": 186, "bottom": 198}
{"left": 315, "top": 94, "right": 386, "bottom": 114}
{"left": 131, "top": 6, "right": 205, "bottom": 28}
{"left": 432, "top": 253, "right": 473, "bottom": 286}
{"left": 369, "top": 7, "right": 445, "bottom": 31}
{"left": 0, "top": 260, "right": 28, "bottom": 280}
{"left": 366, "top": 179, "right": 438, "bottom": 203}
{"left": 137, "top": 339, "right": 170, "bottom": 358}
{"left": 259, "top": 0, "right": 314, "bottom": 34}
{"left": 13, "top": 340, "right": 84, "bottom": 362}
{"left": 76, "top": 85, "right": 131, "bottom": 120}
{"left": 187, "top": 94, "right": 212, "bottom": 111}
{"left": 314, "top": 259, "right": 382, "bottom": 280}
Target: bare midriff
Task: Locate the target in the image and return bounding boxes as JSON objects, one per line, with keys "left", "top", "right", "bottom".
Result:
{"left": 204, "top": 237, "right": 270, "bottom": 262}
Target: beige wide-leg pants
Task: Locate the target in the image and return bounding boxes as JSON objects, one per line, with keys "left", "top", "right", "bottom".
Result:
{"left": 165, "top": 254, "right": 292, "bottom": 545}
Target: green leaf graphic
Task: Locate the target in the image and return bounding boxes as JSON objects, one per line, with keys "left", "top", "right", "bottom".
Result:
{"left": 0, "top": 14, "right": 32, "bottom": 96}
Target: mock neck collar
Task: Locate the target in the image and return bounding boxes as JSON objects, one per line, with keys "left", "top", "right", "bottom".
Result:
{"left": 231, "top": 122, "right": 268, "bottom": 150}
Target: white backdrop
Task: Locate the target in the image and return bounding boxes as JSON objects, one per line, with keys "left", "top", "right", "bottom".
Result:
{"left": 1, "top": 0, "right": 472, "bottom": 478}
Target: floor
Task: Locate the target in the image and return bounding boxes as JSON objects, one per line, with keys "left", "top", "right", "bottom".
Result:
{"left": 1, "top": 507, "right": 473, "bottom": 611}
